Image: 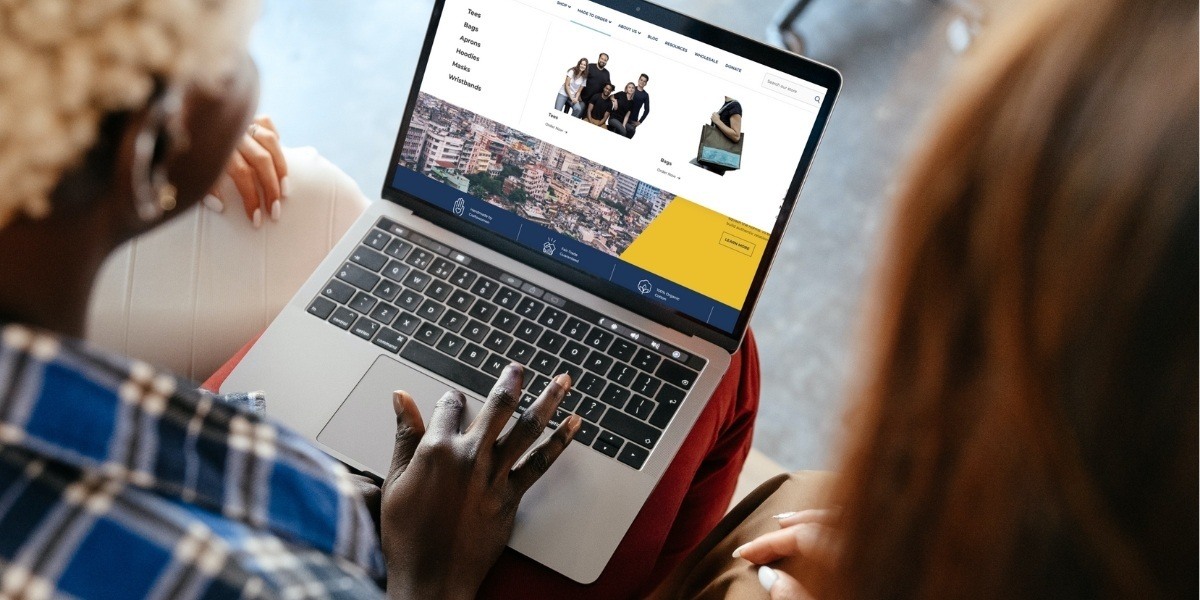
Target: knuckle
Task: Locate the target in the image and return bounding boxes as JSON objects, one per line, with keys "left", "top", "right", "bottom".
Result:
{"left": 436, "top": 391, "right": 465, "bottom": 410}
{"left": 525, "top": 449, "right": 552, "bottom": 475}
{"left": 514, "top": 413, "right": 545, "bottom": 439}
{"left": 489, "top": 387, "right": 520, "bottom": 410}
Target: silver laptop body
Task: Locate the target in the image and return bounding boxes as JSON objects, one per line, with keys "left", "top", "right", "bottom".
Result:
{"left": 224, "top": 0, "right": 840, "bottom": 584}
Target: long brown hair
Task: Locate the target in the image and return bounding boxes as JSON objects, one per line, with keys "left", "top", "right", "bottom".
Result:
{"left": 825, "top": 0, "right": 1197, "bottom": 597}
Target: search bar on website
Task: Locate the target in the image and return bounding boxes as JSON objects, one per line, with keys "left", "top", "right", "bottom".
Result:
{"left": 761, "top": 73, "right": 822, "bottom": 108}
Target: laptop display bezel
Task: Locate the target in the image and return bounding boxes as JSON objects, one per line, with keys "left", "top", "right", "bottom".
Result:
{"left": 381, "top": 0, "right": 842, "bottom": 354}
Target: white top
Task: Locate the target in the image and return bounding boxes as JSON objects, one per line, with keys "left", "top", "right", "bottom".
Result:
{"left": 564, "top": 69, "right": 585, "bottom": 97}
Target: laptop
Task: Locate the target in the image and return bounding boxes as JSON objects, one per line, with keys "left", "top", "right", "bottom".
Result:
{"left": 223, "top": 0, "right": 840, "bottom": 584}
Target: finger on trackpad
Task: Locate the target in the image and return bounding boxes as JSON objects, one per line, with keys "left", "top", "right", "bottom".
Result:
{"left": 316, "top": 355, "right": 484, "bottom": 476}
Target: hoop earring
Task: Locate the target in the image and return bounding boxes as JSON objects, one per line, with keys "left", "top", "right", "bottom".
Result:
{"left": 131, "top": 92, "right": 182, "bottom": 223}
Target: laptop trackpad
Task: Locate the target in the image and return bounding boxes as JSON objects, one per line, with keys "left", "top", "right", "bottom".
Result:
{"left": 317, "top": 355, "right": 485, "bottom": 477}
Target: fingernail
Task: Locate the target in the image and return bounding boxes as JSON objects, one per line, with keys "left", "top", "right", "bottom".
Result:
{"left": 758, "top": 566, "right": 778, "bottom": 592}
{"left": 554, "top": 373, "right": 572, "bottom": 387}
{"left": 392, "top": 391, "right": 409, "bottom": 414}
{"left": 270, "top": 200, "right": 282, "bottom": 222}
{"left": 732, "top": 543, "right": 747, "bottom": 558}
{"left": 773, "top": 511, "right": 797, "bottom": 520}
{"left": 202, "top": 194, "right": 224, "bottom": 213}
{"left": 567, "top": 414, "right": 582, "bottom": 433}
{"left": 280, "top": 176, "right": 290, "bottom": 198}
{"left": 252, "top": 208, "right": 263, "bottom": 229}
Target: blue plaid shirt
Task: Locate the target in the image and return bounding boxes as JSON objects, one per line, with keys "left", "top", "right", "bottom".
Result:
{"left": 0, "top": 323, "right": 385, "bottom": 598}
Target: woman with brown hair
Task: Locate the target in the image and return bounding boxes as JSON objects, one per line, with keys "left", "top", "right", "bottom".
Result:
{"left": 653, "top": 0, "right": 1198, "bottom": 597}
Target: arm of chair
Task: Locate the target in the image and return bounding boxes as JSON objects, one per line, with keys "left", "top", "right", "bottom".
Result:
{"left": 86, "top": 147, "right": 369, "bottom": 381}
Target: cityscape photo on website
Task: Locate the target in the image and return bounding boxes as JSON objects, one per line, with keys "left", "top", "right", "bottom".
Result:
{"left": 390, "top": 0, "right": 827, "bottom": 332}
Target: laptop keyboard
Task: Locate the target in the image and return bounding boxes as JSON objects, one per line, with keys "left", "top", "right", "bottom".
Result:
{"left": 306, "top": 217, "right": 706, "bottom": 470}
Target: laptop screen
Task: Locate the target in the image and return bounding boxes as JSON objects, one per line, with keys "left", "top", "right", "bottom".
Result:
{"left": 386, "top": 0, "right": 836, "bottom": 338}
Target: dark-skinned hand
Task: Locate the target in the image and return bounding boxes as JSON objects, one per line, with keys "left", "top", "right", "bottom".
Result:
{"left": 379, "top": 364, "right": 580, "bottom": 600}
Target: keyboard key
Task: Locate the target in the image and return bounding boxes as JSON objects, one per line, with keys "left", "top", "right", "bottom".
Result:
{"left": 329, "top": 307, "right": 358, "bottom": 330}
{"left": 426, "top": 280, "right": 453, "bottom": 302}
{"left": 494, "top": 287, "right": 520, "bottom": 310}
{"left": 402, "top": 270, "right": 431, "bottom": 292}
{"left": 492, "top": 310, "right": 519, "bottom": 333}
{"left": 417, "top": 299, "right": 445, "bottom": 322}
{"left": 462, "top": 320, "right": 490, "bottom": 343}
{"left": 560, "top": 341, "right": 589, "bottom": 365}
{"left": 322, "top": 279, "right": 355, "bottom": 303}
{"left": 381, "top": 260, "right": 410, "bottom": 282}
{"left": 406, "top": 248, "right": 435, "bottom": 269}
{"left": 656, "top": 361, "right": 699, "bottom": 390}
{"left": 632, "top": 349, "right": 661, "bottom": 373}
{"left": 515, "top": 297, "right": 544, "bottom": 320}
{"left": 395, "top": 289, "right": 422, "bottom": 311}
{"left": 369, "top": 303, "right": 399, "bottom": 326}
{"left": 439, "top": 310, "right": 467, "bottom": 333}
{"left": 348, "top": 292, "right": 377, "bottom": 314}
{"left": 618, "top": 444, "right": 649, "bottom": 469}
{"left": 579, "top": 400, "right": 606, "bottom": 423}
{"left": 514, "top": 321, "right": 543, "bottom": 343}
{"left": 393, "top": 312, "right": 420, "bottom": 335}
{"left": 460, "top": 344, "right": 488, "bottom": 367}
{"left": 536, "top": 307, "right": 567, "bottom": 330}
{"left": 602, "top": 409, "right": 661, "bottom": 449}
{"left": 373, "top": 279, "right": 402, "bottom": 302}
{"left": 577, "top": 373, "right": 606, "bottom": 397}
{"left": 415, "top": 323, "right": 443, "bottom": 346}
{"left": 562, "top": 317, "right": 590, "bottom": 341}
{"left": 364, "top": 229, "right": 391, "bottom": 251}
{"left": 470, "top": 277, "right": 498, "bottom": 299}
{"left": 401, "top": 342, "right": 492, "bottom": 397}
{"left": 336, "top": 262, "right": 380, "bottom": 292}
{"left": 384, "top": 238, "right": 413, "bottom": 259}
{"left": 650, "top": 385, "right": 685, "bottom": 428}
{"left": 506, "top": 340, "right": 535, "bottom": 364}
{"left": 547, "top": 407, "right": 571, "bottom": 428}
{"left": 559, "top": 363, "right": 584, "bottom": 385}
{"left": 351, "top": 317, "right": 380, "bottom": 340}
{"left": 600, "top": 384, "right": 631, "bottom": 409}
{"left": 307, "top": 297, "right": 336, "bottom": 319}
{"left": 535, "top": 330, "right": 566, "bottom": 354}
{"left": 609, "top": 363, "right": 637, "bottom": 387}
{"left": 526, "top": 375, "right": 551, "bottom": 397}
{"left": 584, "top": 329, "right": 614, "bottom": 352}
{"left": 516, "top": 394, "right": 535, "bottom": 415}
{"left": 482, "top": 353, "right": 508, "bottom": 376}
{"left": 574, "top": 420, "right": 599, "bottom": 445}
{"left": 583, "top": 351, "right": 614, "bottom": 375}
{"left": 561, "top": 389, "right": 583, "bottom": 412}
{"left": 468, "top": 299, "right": 498, "bottom": 321}
{"left": 631, "top": 372, "right": 661, "bottom": 397}
{"left": 593, "top": 436, "right": 622, "bottom": 457}
{"left": 436, "top": 333, "right": 465, "bottom": 357}
{"left": 529, "top": 351, "right": 559, "bottom": 376}
{"left": 350, "top": 246, "right": 388, "bottom": 272}
{"left": 484, "top": 331, "right": 513, "bottom": 353}
{"left": 625, "top": 395, "right": 655, "bottom": 420}
{"left": 450, "top": 267, "right": 477, "bottom": 289}
{"left": 373, "top": 328, "right": 407, "bottom": 353}
{"left": 430, "top": 258, "right": 456, "bottom": 279}
{"left": 609, "top": 339, "right": 637, "bottom": 362}
{"left": 447, "top": 289, "right": 475, "bottom": 312}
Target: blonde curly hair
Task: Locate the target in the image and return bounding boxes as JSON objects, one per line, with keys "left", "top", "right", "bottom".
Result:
{"left": 0, "top": 0, "right": 259, "bottom": 229}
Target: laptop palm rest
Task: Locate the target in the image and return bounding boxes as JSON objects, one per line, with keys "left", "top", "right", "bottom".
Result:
{"left": 317, "top": 355, "right": 484, "bottom": 476}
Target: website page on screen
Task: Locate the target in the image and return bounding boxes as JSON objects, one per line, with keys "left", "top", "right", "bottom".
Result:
{"left": 390, "top": 0, "right": 828, "bottom": 333}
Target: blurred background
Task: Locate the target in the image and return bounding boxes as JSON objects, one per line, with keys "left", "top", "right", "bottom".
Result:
{"left": 249, "top": 0, "right": 983, "bottom": 470}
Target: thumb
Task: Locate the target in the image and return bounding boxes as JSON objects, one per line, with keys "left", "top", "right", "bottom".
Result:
{"left": 386, "top": 390, "right": 425, "bottom": 486}
{"left": 758, "top": 566, "right": 814, "bottom": 600}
